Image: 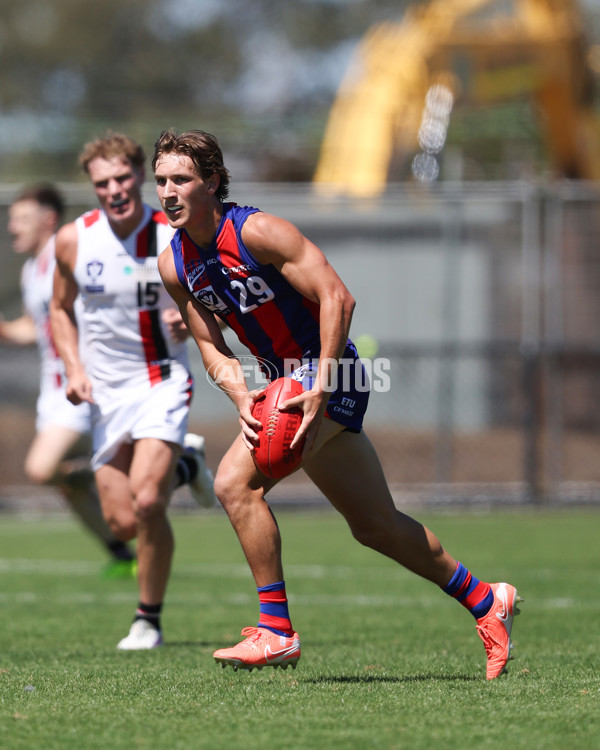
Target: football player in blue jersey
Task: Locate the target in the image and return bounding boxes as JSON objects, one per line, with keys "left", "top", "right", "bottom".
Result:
{"left": 153, "top": 128, "right": 522, "bottom": 679}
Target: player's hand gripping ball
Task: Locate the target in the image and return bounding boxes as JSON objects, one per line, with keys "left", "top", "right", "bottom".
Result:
{"left": 251, "top": 377, "right": 305, "bottom": 478}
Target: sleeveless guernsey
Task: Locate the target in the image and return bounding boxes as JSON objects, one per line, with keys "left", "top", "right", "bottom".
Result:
{"left": 74, "top": 204, "right": 190, "bottom": 393}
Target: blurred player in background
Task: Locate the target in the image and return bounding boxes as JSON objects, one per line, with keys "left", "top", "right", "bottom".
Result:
{"left": 50, "top": 133, "right": 215, "bottom": 650}
{"left": 0, "top": 183, "right": 136, "bottom": 578}
{"left": 152, "top": 128, "right": 523, "bottom": 680}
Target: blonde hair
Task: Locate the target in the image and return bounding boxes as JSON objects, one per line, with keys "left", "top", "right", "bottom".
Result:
{"left": 78, "top": 131, "right": 146, "bottom": 174}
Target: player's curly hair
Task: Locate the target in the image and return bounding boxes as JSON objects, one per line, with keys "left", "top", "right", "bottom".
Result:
{"left": 78, "top": 131, "right": 146, "bottom": 174}
{"left": 151, "top": 129, "right": 230, "bottom": 201}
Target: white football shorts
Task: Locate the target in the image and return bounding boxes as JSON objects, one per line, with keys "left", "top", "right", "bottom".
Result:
{"left": 89, "top": 369, "right": 193, "bottom": 471}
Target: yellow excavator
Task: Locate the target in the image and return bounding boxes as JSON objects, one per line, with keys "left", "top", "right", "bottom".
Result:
{"left": 313, "top": 0, "right": 600, "bottom": 196}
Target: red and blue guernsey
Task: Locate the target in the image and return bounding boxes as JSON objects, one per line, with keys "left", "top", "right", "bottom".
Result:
{"left": 171, "top": 202, "right": 369, "bottom": 431}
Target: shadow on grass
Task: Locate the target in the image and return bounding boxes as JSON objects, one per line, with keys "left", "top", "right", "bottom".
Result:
{"left": 304, "top": 673, "right": 479, "bottom": 684}
{"left": 160, "top": 644, "right": 480, "bottom": 682}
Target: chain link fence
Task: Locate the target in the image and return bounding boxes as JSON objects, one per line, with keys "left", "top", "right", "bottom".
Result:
{"left": 1, "top": 181, "right": 600, "bottom": 508}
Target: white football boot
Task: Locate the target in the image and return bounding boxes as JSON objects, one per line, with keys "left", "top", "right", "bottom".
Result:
{"left": 117, "top": 619, "right": 163, "bottom": 650}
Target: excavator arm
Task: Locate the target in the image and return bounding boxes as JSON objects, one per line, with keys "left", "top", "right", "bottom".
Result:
{"left": 313, "top": 0, "right": 600, "bottom": 196}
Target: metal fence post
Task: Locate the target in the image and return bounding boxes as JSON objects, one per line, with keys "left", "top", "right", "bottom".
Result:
{"left": 542, "top": 188, "right": 566, "bottom": 502}
{"left": 434, "top": 189, "right": 462, "bottom": 483}
{"left": 521, "top": 185, "right": 543, "bottom": 504}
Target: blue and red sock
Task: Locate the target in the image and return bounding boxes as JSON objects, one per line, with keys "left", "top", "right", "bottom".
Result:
{"left": 443, "top": 562, "right": 493, "bottom": 619}
{"left": 257, "top": 581, "right": 294, "bottom": 636}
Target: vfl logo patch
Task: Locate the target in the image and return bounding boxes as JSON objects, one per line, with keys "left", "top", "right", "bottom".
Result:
{"left": 85, "top": 259, "right": 104, "bottom": 293}
{"left": 193, "top": 285, "right": 229, "bottom": 314}
{"left": 185, "top": 261, "right": 229, "bottom": 314}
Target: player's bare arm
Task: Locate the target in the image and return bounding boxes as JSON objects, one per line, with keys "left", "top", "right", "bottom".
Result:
{"left": 50, "top": 223, "right": 94, "bottom": 405}
{"left": 241, "top": 212, "right": 356, "bottom": 450}
{"left": 158, "top": 246, "right": 262, "bottom": 448}
{"left": 0, "top": 313, "right": 37, "bottom": 345}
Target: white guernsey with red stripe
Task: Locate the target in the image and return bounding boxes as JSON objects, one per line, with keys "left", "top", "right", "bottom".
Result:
{"left": 22, "top": 235, "right": 69, "bottom": 393}
{"left": 73, "top": 204, "right": 189, "bottom": 391}
{"left": 21, "top": 235, "right": 91, "bottom": 433}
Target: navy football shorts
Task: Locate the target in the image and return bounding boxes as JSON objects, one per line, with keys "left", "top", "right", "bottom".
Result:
{"left": 287, "top": 340, "right": 369, "bottom": 433}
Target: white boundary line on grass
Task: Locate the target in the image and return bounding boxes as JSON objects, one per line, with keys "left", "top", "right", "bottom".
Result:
{"left": 0, "top": 558, "right": 597, "bottom": 610}
{"left": 0, "top": 590, "right": 443, "bottom": 608}
{"left": 0, "top": 558, "right": 414, "bottom": 580}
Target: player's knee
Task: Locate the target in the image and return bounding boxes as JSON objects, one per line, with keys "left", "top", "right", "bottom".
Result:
{"left": 213, "top": 465, "right": 247, "bottom": 511}
{"left": 213, "top": 471, "right": 228, "bottom": 506}
{"left": 348, "top": 513, "right": 395, "bottom": 551}
{"left": 133, "top": 487, "right": 167, "bottom": 525}
{"left": 24, "top": 459, "right": 54, "bottom": 486}
{"left": 213, "top": 464, "right": 236, "bottom": 505}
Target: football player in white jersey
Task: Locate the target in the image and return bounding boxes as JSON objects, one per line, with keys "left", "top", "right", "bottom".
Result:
{"left": 1, "top": 183, "right": 136, "bottom": 578}
{"left": 50, "top": 133, "right": 215, "bottom": 650}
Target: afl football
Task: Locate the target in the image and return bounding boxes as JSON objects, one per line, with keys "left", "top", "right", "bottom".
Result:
{"left": 251, "top": 377, "right": 305, "bottom": 478}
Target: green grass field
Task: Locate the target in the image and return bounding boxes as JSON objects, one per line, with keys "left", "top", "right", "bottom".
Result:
{"left": 1, "top": 507, "right": 599, "bottom": 750}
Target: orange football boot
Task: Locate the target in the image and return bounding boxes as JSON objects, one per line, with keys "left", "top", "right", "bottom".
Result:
{"left": 476, "top": 582, "right": 523, "bottom": 679}
{"left": 213, "top": 626, "right": 301, "bottom": 672}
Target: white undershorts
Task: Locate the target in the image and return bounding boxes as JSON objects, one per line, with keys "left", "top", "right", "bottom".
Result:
{"left": 36, "top": 385, "right": 92, "bottom": 434}
{"left": 89, "top": 370, "right": 193, "bottom": 471}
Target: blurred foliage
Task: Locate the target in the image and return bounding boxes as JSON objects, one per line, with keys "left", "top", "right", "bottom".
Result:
{"left": 444, "top": 101, "right": 547, "bottom": 181}
{"left": 1, "top": 0, "right": 599, "bottom": 183}
{"left": 0, "top": 0, "right": 410, "bottom": 182}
